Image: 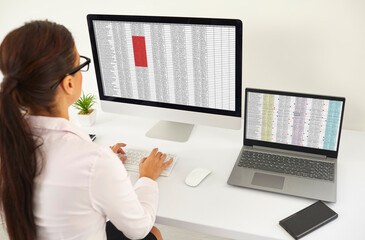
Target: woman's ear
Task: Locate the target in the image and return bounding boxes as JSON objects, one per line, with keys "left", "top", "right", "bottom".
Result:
{"left": 60, "top": 75, "right": 74, "bottom": 95}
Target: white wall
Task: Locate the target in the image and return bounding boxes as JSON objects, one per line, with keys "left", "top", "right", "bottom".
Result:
{"left": 0, "top": 0, "right": 364, "bottom": 131}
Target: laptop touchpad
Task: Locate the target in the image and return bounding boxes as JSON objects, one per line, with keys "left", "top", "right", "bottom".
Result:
{"left": 251, "top": 172, "right": 285, "bottom": 189}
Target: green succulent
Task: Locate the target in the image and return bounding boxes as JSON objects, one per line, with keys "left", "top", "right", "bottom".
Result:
{"left": 73, "top": 92, "right": 97, "bottom": 115}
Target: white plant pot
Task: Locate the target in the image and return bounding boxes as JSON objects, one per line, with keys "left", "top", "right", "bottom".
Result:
{"left": 77, "top": 109, "right": 96, "bottom": 126}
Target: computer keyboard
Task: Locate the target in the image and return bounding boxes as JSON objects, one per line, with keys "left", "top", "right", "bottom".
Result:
{"left": 120, "top": 148, "right": 177, "bottom": 177}
{"left": 238, "top": 151, "right": 335, "bottom": 181}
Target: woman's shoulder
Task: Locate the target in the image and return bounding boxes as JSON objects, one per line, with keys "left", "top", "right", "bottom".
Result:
{"left": 61, "top": 132, "right": 114, "bottom": 159}
{"left": 35, "top": 132, "right": 122, "bottom": 186}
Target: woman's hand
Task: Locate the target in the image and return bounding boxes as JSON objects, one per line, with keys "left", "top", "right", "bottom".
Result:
{"left": 139, "top": 148, "right": 173, "bottom": 180}
{"left": 110, "top": 143, "right": 127, "bottom": 163}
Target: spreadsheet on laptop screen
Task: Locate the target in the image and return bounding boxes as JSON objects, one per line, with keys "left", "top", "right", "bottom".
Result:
{"left": 246, "top": 92, "right": 343, "bottom": 151}
{"left": 92, "top": 20, "right": 236, "bottom": 111}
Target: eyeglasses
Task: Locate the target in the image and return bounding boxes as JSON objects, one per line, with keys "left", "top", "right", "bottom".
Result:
{"left": 50, "top": 55, "right": 91, "bottom": 90}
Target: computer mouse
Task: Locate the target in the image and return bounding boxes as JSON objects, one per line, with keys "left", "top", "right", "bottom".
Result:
{"left": 185, "top": 168, "right": 212, "bottom": 187}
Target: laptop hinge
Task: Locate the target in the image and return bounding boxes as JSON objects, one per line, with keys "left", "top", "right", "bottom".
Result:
{"left": 251, "top": 145, "right": 327, "bottom": 160}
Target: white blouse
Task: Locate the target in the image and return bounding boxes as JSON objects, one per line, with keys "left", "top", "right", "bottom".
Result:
{"left": 26, "top": 115, "right": 158, "bottom": 240}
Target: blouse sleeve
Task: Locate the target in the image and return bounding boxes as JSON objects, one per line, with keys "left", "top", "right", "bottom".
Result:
{"left": 89, "top": 146, "right": 158, "bottom": 239}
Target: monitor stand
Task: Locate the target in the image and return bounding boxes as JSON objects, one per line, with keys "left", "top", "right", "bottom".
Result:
{"left": 146, "top": 120, "right": 194, "bottom": 142}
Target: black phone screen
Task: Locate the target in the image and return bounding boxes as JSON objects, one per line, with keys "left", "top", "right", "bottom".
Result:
{"left": 279, "top": 201, "right": 338, "bottom": 239}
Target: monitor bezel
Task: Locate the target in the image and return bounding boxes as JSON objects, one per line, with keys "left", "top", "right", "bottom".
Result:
{"left": 244, "top": 88, "right": 345, "bottom": 158}
{"left": 87, "top": 14, "right": 242, "bottom": 118}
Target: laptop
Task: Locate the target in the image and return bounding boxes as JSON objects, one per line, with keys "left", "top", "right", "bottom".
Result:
{"left": 228, "top": 88, "right": 345, "bottom": 202}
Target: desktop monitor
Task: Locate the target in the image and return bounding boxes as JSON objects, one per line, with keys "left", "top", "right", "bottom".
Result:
{"left": 87, "top": 14, "right": 243, "bottom": 142}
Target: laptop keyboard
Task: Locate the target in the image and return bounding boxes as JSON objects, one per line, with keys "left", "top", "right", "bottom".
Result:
{"left": 238, "top": 151, "right": 335, "bottom": 181}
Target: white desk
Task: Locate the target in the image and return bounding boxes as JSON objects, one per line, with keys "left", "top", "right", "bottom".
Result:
{"left": 76, "top": 111, "right": 365, "bottom": 240}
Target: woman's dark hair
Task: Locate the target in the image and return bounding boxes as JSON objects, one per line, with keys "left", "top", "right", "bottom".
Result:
{"left": 0, "top": 20, "right": 76, "bottom": 240}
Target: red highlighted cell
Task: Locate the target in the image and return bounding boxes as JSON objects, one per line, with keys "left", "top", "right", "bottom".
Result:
{"left": 132, "top": 36, "right": 148, "bottom": 67}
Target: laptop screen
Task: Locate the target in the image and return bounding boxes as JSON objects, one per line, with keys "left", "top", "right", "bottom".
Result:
{"left": 244, "top": 88, "right": 345, "bottom": 157}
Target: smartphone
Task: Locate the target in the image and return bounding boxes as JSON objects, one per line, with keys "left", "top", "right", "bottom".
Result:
{"left": 279, "top": 201, "right": 338, "bottom": 239}
{"left": 89, "top": 134, "right": 96, "bottom": 141}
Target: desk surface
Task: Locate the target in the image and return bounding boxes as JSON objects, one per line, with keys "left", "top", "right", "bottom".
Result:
{"left": 74, "top": 111, "right": 365, "bottom": 240}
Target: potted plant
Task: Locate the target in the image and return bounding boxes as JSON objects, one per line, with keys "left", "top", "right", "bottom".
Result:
{"left": 73, "top": 92, "right": 97, "bottom": 126}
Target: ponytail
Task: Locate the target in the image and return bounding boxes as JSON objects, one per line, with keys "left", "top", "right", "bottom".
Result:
{"left": 0, "top": 78, "right": 38, "bottom": 240}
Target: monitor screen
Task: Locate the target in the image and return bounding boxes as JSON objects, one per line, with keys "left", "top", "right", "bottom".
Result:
{"left": 87, "top": 15, "right": 242, "bottom": 117}
{"left": 244, "top": 89, "right": 345, "bottom": 157}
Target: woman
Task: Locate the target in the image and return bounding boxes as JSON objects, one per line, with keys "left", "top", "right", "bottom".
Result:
{"left": 0, "top": 20, "right": 172, "bottom": 240}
